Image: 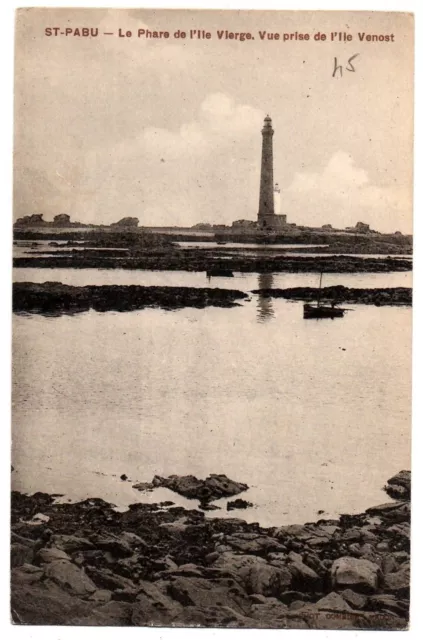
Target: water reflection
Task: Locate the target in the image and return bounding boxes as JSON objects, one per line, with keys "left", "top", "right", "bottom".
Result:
{"left": 257, "top": 273, "right": 274, "bottom": 322}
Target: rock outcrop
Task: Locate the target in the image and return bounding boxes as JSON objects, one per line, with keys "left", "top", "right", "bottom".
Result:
{"left": 10, "top": 471, "right": 410, "bottom": 629}
{"left": 251, "top": 286, "right": 412, "bottom": 307}
{"left": 13, "top": 283, "right": 247, "bottom": 315}
{"left": 13, "top": 249, "right": 412, "bottom": 275}
{"left": 147, "top": 474, "right": 249, "bottom": 506}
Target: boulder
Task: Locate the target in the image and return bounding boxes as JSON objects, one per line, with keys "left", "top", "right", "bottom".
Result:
{"left": 249, "top": 593, "right": 269, "bottom": 604}
{"left": 213, "top": 551, "right": 268, "bottom": 574}
{"left": 132, "top": 580, "right": 183, "bottom": 625}
{"left": 89, "top": 534, "right": 133, "bottom": 558}
{"left": 314, "top": 591, "right": 353, "bottom": 612}
{"left": 227, "top": 499, "right": 253, "bottom": 511}
{"left": 356, "top": 543, "right": 380, "bottom": 564}
{"left": 383, "top": 502, "right": 410, "bottom": 524}
{"left": 112, "top": 587, "right": 139, "bottom": 602}
{"left": 119, "top": 531, "right": 148, "bottom": 550}
{"left": 273, "top": 524, "right": 313, "bottom": 540}
{"left": 239, "top": 562, "right": 292, "bottom": 596}
{"left": 11, "top": 531, "right": 36, "bottom": 547}
{"left": 225, "top": 533, "right": 285, "bottom": 555}
{"left": 392, "top": 551, "right": 409, "bottom": 564}
{"left": 159, "top": 519, "right": 188, "bottom": 534}
{"left": 387, "top": 522, "right": 410, "bottom": 539}
{"left": 340, "top": 588, "right": 368, "bottom": 609}
{"left": 167, "top": 575, "right": 250, "bottom": 615}
{"left": 287, "top": 555, "right": 322, "bottom": 591}
{"left": 341, "top": 527, "right": 363, "bottom": 543}
{"left": 11, "top": 542, "right": 34, "bottom": 568}
{"left": 381, "top": 553, "right": 398, "bottom": 575}
{"left": 302, "top": 551, "right": 328, "bottom": 575}
{"left": 151, "top": 473, "right": 249, "bottom": 504}
{"left": 205, "top": 551, "right": 219, "bottom": 565}
{"left": 331, "top": 557, "right": 381, "bottom": 593}
{"left": 368, "top": 594, "right": 409, "bottom": 617}
{"left": 11, "top": 580, "right": 93, "bottom": 625}
{"left": 385, "top": 484, "right": 409, "bottom": 500}
{"left": 383, "top": 563, "right": 410, "bottom": 597}
{"left": 360, "top": 528, "right": 379, "bottom": 543}
{"left": 267, "top": 552, "right": 288, "bottom": 568}
{"left": 44, "top": 560, "right": 97, "bottom": 596}
{"left": 85, "top": 566, "right": 138, "bottom": 592}
{"left": 89, "top": 589, "right": 113, "bottom": 604}
{"left": 167, "top": 562, "right": 203, "bottom": 576}
{"left": 36, "top": 546, "right": 71, "bottom": 564}
{"left": 132, "top": 481, "right": 154, "bottom": 492}
{"left": 366, "top": 501, "right": 407, "bottom": 518}
{"left": 12, "top": 563, "right": 44, "bottom": 585}
{"left": 385, "top": 471, "right": 410, "bottom": 500}
{"left": 75, "top": 601, "right": 134, "bottom": 626}
{"left": 50, "top": 534, "right": 94, "bottom": 553}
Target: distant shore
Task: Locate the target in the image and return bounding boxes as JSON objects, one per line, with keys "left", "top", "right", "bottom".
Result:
{"left": 13, "top": 253, "right": 412, "bottom": 274}
{"left": 11, "top": 470, "right": 410, "bottom": 628}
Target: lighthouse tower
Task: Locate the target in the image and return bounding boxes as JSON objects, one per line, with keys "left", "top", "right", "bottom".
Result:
{"left": 258, "top": 115, "right": 274, "bottom": 223}
{"left": 257, "top": 116, "right": 287, "bottom": 230}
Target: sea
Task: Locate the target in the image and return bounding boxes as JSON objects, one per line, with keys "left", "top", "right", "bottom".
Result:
{"left": 12, "top": 256, "right": 412, "bottom": 528}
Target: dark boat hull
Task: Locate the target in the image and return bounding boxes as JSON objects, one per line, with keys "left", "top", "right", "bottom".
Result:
{"left": 206, "top": 268, "right": 234, "bottom": 277}
{"left": 303, "top": 303, "right": 345, "bottom": 319}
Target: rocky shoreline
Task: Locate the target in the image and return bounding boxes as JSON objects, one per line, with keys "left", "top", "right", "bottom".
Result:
{"left": 11, "top": 471, "right": 410, "bottom": 628}
{"left": 252, "top": 286, "right": 412, "bottom": 307}
{"left": 13, "top": 228, "right": 413, "bottom": 255}
{"left": 13, "top": 283, "right": 413, "bottom": 316}
{"left": 13, "top": 252, "right": 412, "bottom": 274}
{"left": 13, "top": 282, "right": 248, "bottom": 315}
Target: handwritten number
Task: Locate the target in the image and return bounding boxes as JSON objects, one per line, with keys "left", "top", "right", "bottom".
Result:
{"left": 346, "top": 54, "right": 359, "bottom": 72}
{"left": 333, "top": 54, "right": 359, "bottom": 78}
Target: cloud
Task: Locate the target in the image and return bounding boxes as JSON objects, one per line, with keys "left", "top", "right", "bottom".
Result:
{"left": 284, "top": 152, "right": 411, "bottom": 232}
{"left": 142, "top": 93, "right": 263, "bottom": 161}
{"left": 288, "top": 152, "right": 369, "bottom": 195}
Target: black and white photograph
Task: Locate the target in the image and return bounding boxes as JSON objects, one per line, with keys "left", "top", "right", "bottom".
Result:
{"left": 11, "top": 7, "right": 413, "bottom": 629}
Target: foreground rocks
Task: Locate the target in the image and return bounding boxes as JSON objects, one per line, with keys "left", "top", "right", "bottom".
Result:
{"left": 252, "top": 286, "right": 412, "bottom": 307}
{"left": 11, "top": 472, "right": 410, "bottom": 628}
{"left": 13, "top": 282, "right": 247, "bottom": 315}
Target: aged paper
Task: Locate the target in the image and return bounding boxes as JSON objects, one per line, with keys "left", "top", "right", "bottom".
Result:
{"left": 12, "top": 8, "right": 413, "bottom": 629}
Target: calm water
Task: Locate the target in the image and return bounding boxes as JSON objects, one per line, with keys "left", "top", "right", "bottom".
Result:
{"left": 12, "top": 269, "right": 411, "bottom": 527}
{"left": 177, "top": 242, "right": 329, "bottom": 249}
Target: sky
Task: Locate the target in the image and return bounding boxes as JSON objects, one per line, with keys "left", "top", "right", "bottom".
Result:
{"left": 13, "top": 8, "right": 414, "bottom": 232}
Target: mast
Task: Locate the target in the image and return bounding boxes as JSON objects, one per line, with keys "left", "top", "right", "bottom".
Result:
{"left": 317, "top": 271, "right": 323, "bottom": 307}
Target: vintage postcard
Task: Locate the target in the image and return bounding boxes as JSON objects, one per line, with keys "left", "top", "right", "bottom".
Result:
{"left": 11, "top": 8, "right": 413, "bottom": 629}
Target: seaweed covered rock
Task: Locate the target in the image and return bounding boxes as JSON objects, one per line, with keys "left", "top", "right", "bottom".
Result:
{"left": 151, "top": 473, "right": 249, "bottom": 505}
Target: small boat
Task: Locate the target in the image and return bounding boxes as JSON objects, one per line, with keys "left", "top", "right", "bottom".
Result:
{"left": 206, "top": 268, "right": 234, "bottom": 277}
{"left": 216, "top": 241, "right": 227, "bottom": 245}
{"left": 303, "top": 303, "right": 345, "bottom": 319}
{"left": 303, "top": 272, "right": 346, "bottom": 319}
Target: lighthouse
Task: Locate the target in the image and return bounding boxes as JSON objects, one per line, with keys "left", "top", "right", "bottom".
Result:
{"left": 258, "top": 115, "right": 274, "bottom": 222}
{"left": 257, "top": 116, "right": 287, "bottom": 230}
